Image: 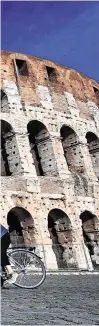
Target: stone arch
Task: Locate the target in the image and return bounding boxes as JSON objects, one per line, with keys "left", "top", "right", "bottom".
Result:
{"left": 48, "top": 208, "right": 76, "bottom": 269}
{"left": 27, "top": 120, "right": 58, "bottom": 176}
{"left": 1, "top": 119, "right": 21, "bottom": 176}
{"left": 60, "top": 125, "right": 84, "bottom": 173}
{"left": 7, "top": 206, "right": 35, "bottom": 246}
{"left": 1, "top": 90, "right": 9, "bottom": 113}
{"left": 80, "top": 210, "right": 99, "bottom": 268}
{"left": 86, "top": 132, "right": 99, "bottom": 179}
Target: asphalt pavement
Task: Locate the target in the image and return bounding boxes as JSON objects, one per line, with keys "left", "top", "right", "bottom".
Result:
{"left": 1, "top": 274, "right": 99, "bottom": 325}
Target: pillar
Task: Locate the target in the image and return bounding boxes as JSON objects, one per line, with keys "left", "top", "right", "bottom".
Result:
{"left": 51, "top": 136, "right": 71, "bottom": 178}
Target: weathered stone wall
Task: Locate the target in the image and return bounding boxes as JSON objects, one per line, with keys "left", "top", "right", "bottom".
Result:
{"left": 1, "top": 50, "right": 99, "bottom": 270}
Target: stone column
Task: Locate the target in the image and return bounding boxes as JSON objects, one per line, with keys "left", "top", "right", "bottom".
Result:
{"left": 51, "top": 136, "right": 71, "bottom": 178}
{"left": 15, "top": 133, "right": 38, "bottom": 177}
{"left": 36, "top": 213, "right": 58, "bottom": 270}
{"left": 3, "top": 80, "right": 23, "bottom": 114}
{"left": 88, "top": 140, "right": 99, "bottom": 180}
{"left": 65, "top": 92, "right": 79, "bottom": 118}
{"left": 72, "top": 229, "right": 93, "bottom": 271}
{"left": 4, "top": 131, "right": 22, "bottom": 175}
{"left": 41, "top": 242, "right": 58, "bottom": 270}
{"left": 1, "top": 149, "right": 6, "bottom": 176}
{"left": 35, "top": 130, "right": 58, "bottom": 176}
{"left": 88, "top": 101, "right": 99, "bottom": 134}
{"left": 79, "top": 139, "right": 97, "bottom": 180}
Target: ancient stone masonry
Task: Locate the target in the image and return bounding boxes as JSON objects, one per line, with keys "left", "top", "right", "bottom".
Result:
{"left": 1, "top": 50, "right": 99, "bottom": 270}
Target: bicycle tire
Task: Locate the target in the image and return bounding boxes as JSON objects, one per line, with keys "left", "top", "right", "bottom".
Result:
{"left": 8, "top": 248, "right": 46, "bottom": 289}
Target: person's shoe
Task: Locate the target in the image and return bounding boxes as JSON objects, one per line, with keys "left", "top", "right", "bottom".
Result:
{"left": 3, "top": 272, "right": 18, "bottom": 286}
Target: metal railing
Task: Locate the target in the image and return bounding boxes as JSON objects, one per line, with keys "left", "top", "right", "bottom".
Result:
{"left": 9, "top": 239, "right": 99, "bottom": 271}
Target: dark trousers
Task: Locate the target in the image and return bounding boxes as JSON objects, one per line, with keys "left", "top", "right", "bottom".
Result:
{"left": 1, "top": 232, "right": 11, "bottom": 267}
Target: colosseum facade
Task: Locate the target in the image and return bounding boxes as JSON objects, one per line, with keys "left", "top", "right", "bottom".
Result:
{"left": 1, "top": 50, "right": 99, "bottom": 271}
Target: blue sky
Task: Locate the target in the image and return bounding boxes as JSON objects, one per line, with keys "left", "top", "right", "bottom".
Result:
{"left": 1, "top": 1, "right": 99, "bottom": 82}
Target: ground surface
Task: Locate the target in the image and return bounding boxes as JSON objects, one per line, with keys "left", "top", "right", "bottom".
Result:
{"left": 1, "top": 274, "right": 99, "bottom": 325}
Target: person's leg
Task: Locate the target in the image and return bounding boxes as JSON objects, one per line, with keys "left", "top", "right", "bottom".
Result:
{"left": 2, "top": 253, "right": 18, "bottom": 286}
{"left": 1, "top": 247, "right": 13, "bottom": 273}
{"left": 1, "top": 252, "right": 14, "bottom": 287}
{"left": 1, "top": 232, "right": 11, "bottom": 267}
{"left": 1, "top": 234, "right": 18, "bottom": 286}
{"left": 5, "top": 264, "right": 13, "bottom": 275}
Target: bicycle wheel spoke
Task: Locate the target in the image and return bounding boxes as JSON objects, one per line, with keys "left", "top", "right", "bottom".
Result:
{"left": 16, "top": 272, "right": 24, "bottom": 286}
{"left": 8, "top": 255, "right": 23, "bottom": 270}
{"left": 8, "top": 249, "right": 46, "bottom": 289}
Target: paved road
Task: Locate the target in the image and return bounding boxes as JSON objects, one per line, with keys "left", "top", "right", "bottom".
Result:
{"left": 1, "top": 275, "right": 99, "bottom": 325}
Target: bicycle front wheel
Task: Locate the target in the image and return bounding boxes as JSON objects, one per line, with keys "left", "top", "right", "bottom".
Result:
{"left": 8, "top": 249, "right": 46, "bottom": 289}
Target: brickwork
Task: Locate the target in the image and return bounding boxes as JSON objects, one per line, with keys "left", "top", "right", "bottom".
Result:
{"left": 1, "top": 50, "right": 99, "bottom": 270}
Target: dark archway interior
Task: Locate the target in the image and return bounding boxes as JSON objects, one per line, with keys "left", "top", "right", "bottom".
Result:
{"left": 86, "top": 132, "right": 99, "bottom": 179}
{"left": 27, "top": 120, "right": 45, "bottom": 140}
{"left": 7, "top": 207, "right": 30, "bottom": 234}
{"left": 7, "top": 206, "right": 35, "bottom": 245}
{"left": 80, "top": 210, "right": 96, "bottom": 223}
{"left": 48, "top": 208, "right": 73, "bottom": 269}
{"left": 1, "top": 120, "right": 22, "bottom": 176}
{"left": 1, "top": 90, "right": 9, "bottom": 113}
{"left": 86, "top": 132, "right": 98, "bottom": 144}
{"left": 60, "top": 125, "right": 75, "bottom": 140}
{"left": 1, "top": 119, "right": 12, "bottom": 134}
{"left": 27, "top": 120, "right": 48, "bottom": 176}
{"left": 1, "top": 120, "right": 13, "bottom": 176}
{"left": 27, "top": 120, "right": 58, "bottom": 176}
{"left": 1, "top": 133, "right": 11, "bottom": 176}
{"left": 1, "top": 90, "right": 7, "bottom": 100}
{"left": 80, "top": 210, "right": 98, "bottom": 260}
{"left": 60, "top": 125, "right": 84, "bottom": 173}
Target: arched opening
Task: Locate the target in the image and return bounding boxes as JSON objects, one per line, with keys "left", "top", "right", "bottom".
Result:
{"left": 27, "top": 120, "right": 58, "bottom": 176}
{"left": 80, "top": 210, "right": 99, "bottom": 268}
{"left": 1, "top": 120, "right": 21, "bottom": 176}
{"left": 1, "top": 121, "right": 11, "bottom": 176}
{"left": 60, "top": 125, "right": 84, "bottom": 173}
{"left": 86, "top": 132, "right": 99, "bottom": 179}
{"left": 1, "top": 90, "right": 9, "bottom": 113}
{"left": 48, "top": 208, "right": 75, "bottom": 269}
{"left": 7, "top": 206, "right": 35, "bottom": 246}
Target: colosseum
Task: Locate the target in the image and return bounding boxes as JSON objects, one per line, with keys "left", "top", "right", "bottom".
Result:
{"left": 1, "top": 50, "right": 99, "bottom": 271}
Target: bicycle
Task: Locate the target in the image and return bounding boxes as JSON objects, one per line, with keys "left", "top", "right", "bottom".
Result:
{"left": 1, "top": 246, "right": 46, "bottom": 289}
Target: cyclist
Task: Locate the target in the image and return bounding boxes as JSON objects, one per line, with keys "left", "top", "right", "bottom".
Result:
{"left": 1, "top": 224, "right": 18, "bottom": 286}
